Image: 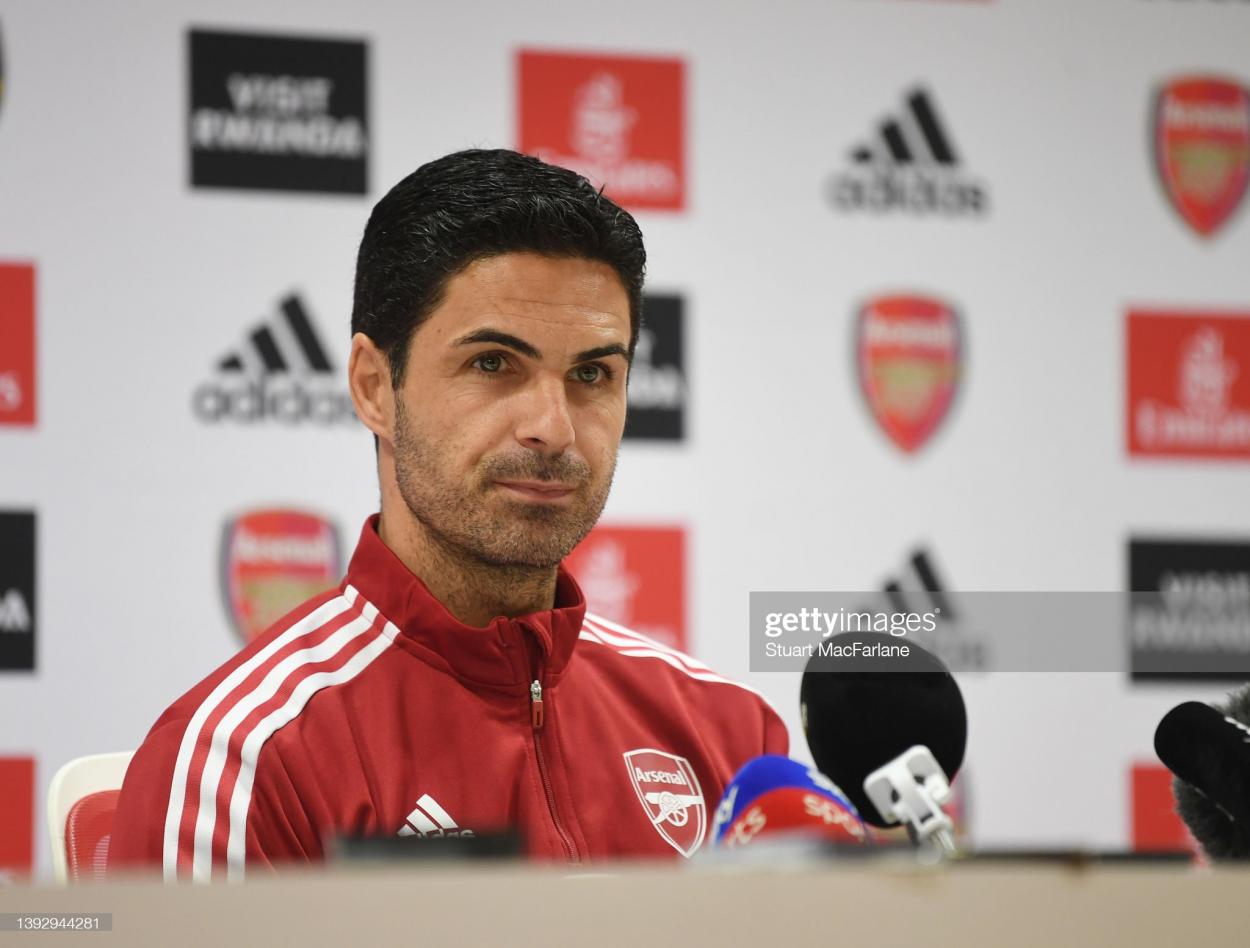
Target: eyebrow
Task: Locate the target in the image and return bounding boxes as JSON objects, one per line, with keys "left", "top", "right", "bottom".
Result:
{"left": 451, "top": 329, "right": 631, "bottom": 364}
{"left": 573, "top": 343, "right": 631, "bottom": 364}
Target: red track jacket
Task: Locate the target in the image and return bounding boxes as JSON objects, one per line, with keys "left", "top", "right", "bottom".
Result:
{"left": 110, "top": 517, "right": 788, "bottom": 879}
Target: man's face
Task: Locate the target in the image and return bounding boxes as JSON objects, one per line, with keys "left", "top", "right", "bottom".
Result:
{"left": 390, "top": 252, "right": 631, "bottom": 569}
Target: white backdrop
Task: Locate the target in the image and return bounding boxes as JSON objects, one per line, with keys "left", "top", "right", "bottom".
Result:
{"left": 2, "top": 0, "right": 1249, "bottom": 877}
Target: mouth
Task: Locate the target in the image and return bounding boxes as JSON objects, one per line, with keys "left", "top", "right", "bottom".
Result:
{"left": 495, "top": 480, "right": 579, "bottom": 504}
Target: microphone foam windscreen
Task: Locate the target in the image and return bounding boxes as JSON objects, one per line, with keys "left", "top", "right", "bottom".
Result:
{"left": 800, "top": 633, "right": 967, "bottom": 827}
{"left": 711, "top": 755, "right": 865, "bottom": 848}
{"left": 719, "top": 786, "right": 867, "bottom": 849}
{"left": 1173, "top": 777, "right": 1250, "bottom": 861}
{"left": 1155, "top": 694, "right": 1250, "bottom": 830}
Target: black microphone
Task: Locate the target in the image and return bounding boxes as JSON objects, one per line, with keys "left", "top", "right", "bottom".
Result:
{"left": 800, "top": 632, "right": 967, "bottom": 851}
{"left": 1154, "top": 687, "right": 1250, "bottom": 861}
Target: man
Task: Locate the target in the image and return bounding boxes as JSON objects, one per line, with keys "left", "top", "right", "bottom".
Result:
{"left": 111, "top": 149, "right": 787, "bottom": 881}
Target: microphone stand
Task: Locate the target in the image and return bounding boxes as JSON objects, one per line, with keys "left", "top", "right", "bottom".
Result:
{"left": 863, "top": 745, "right": 959, "bottom": 860}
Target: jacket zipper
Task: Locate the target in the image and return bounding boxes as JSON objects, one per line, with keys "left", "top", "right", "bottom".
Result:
{"left": 530, "top": 676, "right": 579, "bottom": 863}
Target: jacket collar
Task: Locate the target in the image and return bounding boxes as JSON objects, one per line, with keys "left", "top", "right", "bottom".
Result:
{"left": 344, "top": 515, "right": 586, "bottom": 691}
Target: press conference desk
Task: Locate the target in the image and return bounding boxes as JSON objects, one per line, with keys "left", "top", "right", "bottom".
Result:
{"left": 2, "top": 860, "right": 1244, "bottom": 946}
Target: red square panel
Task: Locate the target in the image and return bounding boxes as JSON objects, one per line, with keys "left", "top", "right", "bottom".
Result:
{"left": 0, "top": 263, "right": 36, "bottom": 427}
{"left": 565, "top": 525, "right": 686, "bottom": 652}
{"left": 1131, "top": 763, "right": 1194, "bottom": 853}
{"left": 0, "top": 757, "right": 35, "bottom": 876}
{"left": 1127, "top": 310, "right": 1250, "bottom": 460}
{"left": 517, "top": 50, "right": 685, "bottom": 211}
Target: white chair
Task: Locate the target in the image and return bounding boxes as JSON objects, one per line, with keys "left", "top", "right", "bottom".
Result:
{"left": 46, "top": 751, "right": 134, "bottom": 884}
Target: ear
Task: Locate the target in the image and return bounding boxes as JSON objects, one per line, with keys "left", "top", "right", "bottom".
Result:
{"left": 348, "top": 333, "right": 393, "bottom": 442}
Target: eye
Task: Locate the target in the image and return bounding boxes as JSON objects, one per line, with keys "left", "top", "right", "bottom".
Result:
{"left": 473, "top": 353, "right": 506, "bottom": 374}
{"left": 573, "top": 363, "right": 614, "bottom": 385}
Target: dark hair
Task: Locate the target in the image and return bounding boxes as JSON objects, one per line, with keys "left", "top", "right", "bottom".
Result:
{"left": 352, "top": 148, "right": 647, "bottom": 386}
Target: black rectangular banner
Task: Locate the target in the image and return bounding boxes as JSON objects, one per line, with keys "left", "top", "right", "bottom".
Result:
{"left": 1129, "top": 538, "right": 1250, "bottom": 682}
{"left": 624, "top": 294, "right": 685, "bottom": 441}
{"left": 0, "top": 511, "right": 35, "bottom": 672}
{"left": 189, "top": 28, "right": 368, "bottom": 195}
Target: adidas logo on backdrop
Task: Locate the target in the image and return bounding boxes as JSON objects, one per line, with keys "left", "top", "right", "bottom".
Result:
{"left": 880, "top": 549, "right": 956, "bottom": 621}
{"left": 826, "top": 87, "right": 989, "bottom": 217}
{"left": 192, "top": 293, "right": 356, "bottom": 425}
{"left": 396, "top": 794, "right": 474, "bottom": 838}
{"left": 872, "top": 548, "right": 987, "bottom": 671}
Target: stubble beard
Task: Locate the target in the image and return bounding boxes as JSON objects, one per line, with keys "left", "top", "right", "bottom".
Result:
{"left": 392, "top": 400, "right": 615, "bottom": 570}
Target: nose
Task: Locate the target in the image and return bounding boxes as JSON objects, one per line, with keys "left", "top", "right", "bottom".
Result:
{"left": 514, "top": 375, "right": 576, "bottom": 456}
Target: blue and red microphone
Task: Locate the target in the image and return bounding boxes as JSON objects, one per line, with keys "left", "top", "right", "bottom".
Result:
{"left": 711, "top": 755, "right": 868, "bottom": 849}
